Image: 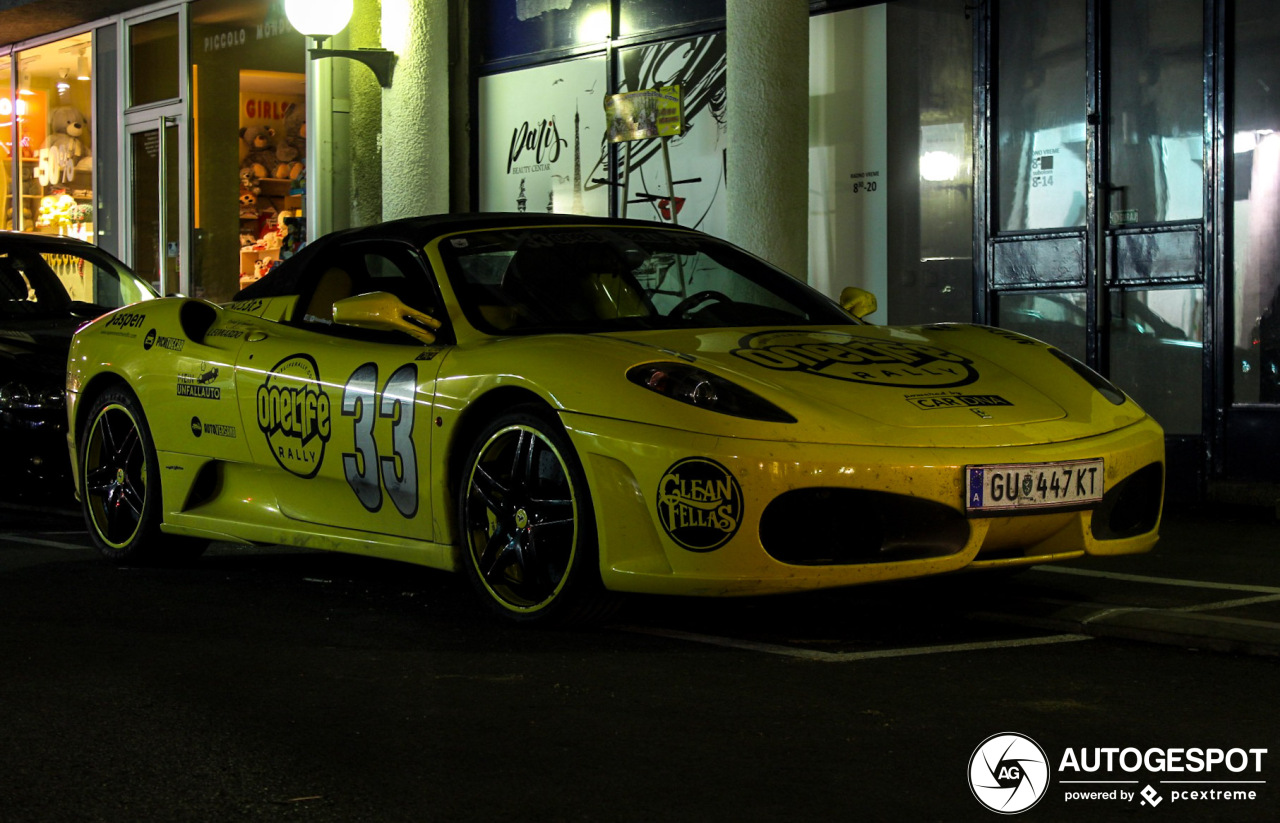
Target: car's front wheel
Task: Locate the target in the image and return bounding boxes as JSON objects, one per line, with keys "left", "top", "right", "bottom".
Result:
{"left": 80, "top": 386, "right": 204, "bottom": 565}
{"left": 457, "top": 407, "right": 614, "bottom": 624}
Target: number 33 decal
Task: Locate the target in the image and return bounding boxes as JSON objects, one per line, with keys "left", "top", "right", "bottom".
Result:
{"left": 341, "top": 363, "right": 418, "bottom": 517}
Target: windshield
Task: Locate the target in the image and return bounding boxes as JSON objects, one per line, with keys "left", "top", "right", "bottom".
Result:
{"left": 0, "top": 238, "right": 157, "bottom": 320}
{"left": 439, "top": 226, "right": 852, "bottom": 334}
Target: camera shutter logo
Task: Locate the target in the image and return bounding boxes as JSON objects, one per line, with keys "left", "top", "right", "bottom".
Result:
{"left": 969, "top": 732, "right": 1050, "bottom": 814}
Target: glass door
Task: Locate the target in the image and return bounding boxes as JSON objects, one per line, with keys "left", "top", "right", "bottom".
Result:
{"left": 1225, "top": 0, "right": 1280, "bottom": 480}
{"left": 986, "top": 0, "right": 1208, "bottom": 444}
{"left": 126, "top": 114, "right": 182, "bottom": 295}
{"left": 122, "top": 5, "right": 188, "bottom": 296}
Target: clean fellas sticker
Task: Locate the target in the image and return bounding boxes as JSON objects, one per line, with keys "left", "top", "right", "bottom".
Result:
{"left": 656, "top": 458, "right": 743, "bottom": 552}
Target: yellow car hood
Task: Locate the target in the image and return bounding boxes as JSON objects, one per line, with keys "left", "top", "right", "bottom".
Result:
{"left": 566, "top": 323, "right": 1149, "bottom": 448}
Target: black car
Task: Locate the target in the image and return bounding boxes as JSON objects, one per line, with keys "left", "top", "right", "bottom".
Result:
{"left": 0, "top": 232, "right": 158, "bottom": 499}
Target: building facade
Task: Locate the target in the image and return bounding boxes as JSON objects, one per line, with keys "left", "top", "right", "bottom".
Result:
{"left": 1, "top": 0, "right": 1277, "bottom": 500}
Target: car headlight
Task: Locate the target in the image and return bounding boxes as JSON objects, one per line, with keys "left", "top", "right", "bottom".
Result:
{"left": 0, "top": 382, "right": 65, "bottom": 412}
{"left": 0, "top": 382, "right": 28, "bottom": 411}
{"left": 627, "top": 362, "right": 796, "bottom": 422}
{"left": 1048, "top": 348, "right": 1127, "bottom": 406}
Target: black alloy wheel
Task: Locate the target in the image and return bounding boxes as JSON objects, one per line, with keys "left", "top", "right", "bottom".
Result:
{"left": 458, "top": 407, "right": 613, "bottom": 623}
{"left": 80, "top": 386, "right": 204, "bottom": 564}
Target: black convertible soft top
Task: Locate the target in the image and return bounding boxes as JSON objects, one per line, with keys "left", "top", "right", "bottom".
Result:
{"left": 233, "top": 212, "right": 670, "bottom": 302}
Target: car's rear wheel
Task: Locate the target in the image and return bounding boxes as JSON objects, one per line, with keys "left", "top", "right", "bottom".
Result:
{"left": 80, "top": 386, "right": 205, "bottom": 565}
{"left": 457, "top": 407, "right": 614, "bottom": 624}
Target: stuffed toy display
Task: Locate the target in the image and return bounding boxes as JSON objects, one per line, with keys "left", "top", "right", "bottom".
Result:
{"left": 40, "top": 106, "right": 89, "bottom": 185}
{"left": 239, "top": 125, "right": 277, "bottom": 181}
{"left": 239, "top": 185, "right": 259, "bottom": 219}
{"left": 274, "top": 103, "right": 306, "bottom": 180}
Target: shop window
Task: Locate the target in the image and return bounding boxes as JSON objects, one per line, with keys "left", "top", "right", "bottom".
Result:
{"left": 995, "top": 290, "right": 1087, "bottom": 362}
{"left": 1106, "top": 0, "right": 1203, "bottom": 226}
{"left": 995, "top": 0, "right": 1086, "bottom": 232}
{"left": 616, "top": 32, "right": 727, "bottom": 236}
{"left": 811, "top": 8, "right": 884, "bottom": 306}
{"left": 94, "top": 23, "right": 120, "bottom": 256}
{"left": 476, "top": 0, "right": 610, "bottom": 64}
{"left": 10, "top": 35, "right": 95, "bottom": 240}
{"left": 619, "top": 0, "right": 724, "bottom": 37}
{"left": 477, "top": 55, "right": 609, "bottom": 216}
{"left": 1108, "top": 287, "right": 1203, "bottom": 434}
{"left": 129, "top": 14, "right": 181, "bottom": 106}
{"left": 1232, "top": 0, "right": 1280, "bottom": 405}
{"left": 1, "top": 60, "right": 13, "bottom": 231}
{"left": 190, "top": 0, "right": 306, "bottom": 303}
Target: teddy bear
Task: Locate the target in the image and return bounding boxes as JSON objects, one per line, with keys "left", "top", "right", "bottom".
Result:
{"left": 274, "top": 102, "right": 306, "bottom": 180}
{"left": 239, "top": 125, "right": 277, "bottom": 180}
{"left": 41, "top": 106, "right": 89, "bottom": 185}
{"left": 239, "top": 185, "right": 259, "bottom": 219}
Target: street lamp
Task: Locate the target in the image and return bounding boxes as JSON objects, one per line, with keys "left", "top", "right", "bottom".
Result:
{"left": 285, "top": 0, "right": 396, "bottom": 89}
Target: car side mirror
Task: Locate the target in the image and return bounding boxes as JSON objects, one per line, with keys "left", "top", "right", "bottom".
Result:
{"left": 839, "top": 286, "right": 878, "bottom": 321}
{"left": 332, "top": 291, "right": 442, "bottom": 344}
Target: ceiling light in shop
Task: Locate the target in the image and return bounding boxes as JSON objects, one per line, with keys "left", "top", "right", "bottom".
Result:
{"left": 920, "top": 151, "right": 961, "bottom": 182}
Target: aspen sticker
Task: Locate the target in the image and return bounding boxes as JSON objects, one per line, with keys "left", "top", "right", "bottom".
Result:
{"left": 657, "top": 458, "right": 743, "bottom": 552}
{"left": 256, "top": 354, "right": 332, "bottom": 478}
{"left": 731, "top": 330, "right": 979, "bottom": 388}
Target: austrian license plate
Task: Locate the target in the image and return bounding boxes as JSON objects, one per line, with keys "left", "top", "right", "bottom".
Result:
{"left": 965, "top": 459, "right": 1105, "bottom": 515}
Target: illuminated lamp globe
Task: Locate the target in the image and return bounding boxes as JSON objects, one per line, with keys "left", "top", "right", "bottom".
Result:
{"left": 285, "top": 0, "right": 354, "bottom": 38}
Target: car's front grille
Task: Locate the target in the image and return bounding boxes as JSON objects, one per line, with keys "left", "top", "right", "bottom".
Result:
{"left": 759, "top": 488, "right": 970, "bottom": 565}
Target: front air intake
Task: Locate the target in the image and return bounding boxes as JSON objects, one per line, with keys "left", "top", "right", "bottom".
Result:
{"left": 759, "top": 489, "right": 970, "bottom": 565}
{"left": 1091, "top": 462, "right": 1164, "bottom": 540}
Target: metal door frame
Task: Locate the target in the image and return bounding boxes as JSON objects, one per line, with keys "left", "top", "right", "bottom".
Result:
{"left": 119, "top": 3, "right": 190, "bottom": 295}
{"left": 975, "top": 0, "right": 1219, "bottom": 495}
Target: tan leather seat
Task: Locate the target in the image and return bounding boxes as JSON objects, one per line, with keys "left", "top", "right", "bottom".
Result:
{"left": 303, "top": 267, "right": 352, "bottom": 323}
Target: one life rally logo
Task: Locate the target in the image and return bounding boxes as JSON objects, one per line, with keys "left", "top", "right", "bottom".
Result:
{"left": 656, "top": 458, "right": 743, "bottom": 552}
{"left": 256, "top": 354, "right": 332, "bottom": 478}
{"left": 969, "top": 733, "right": 1050, "bottom": 814}
{"left": 731, "top": 330, "right": 979, "bottom": 388}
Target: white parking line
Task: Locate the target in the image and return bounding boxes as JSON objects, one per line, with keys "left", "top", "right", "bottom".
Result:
{"left": 1175, "top": 594, "right": 1280, "bottom": 613}
{"left": 1034, "top": 565, "right": 1280, "bottom": 595}
{"left": 0, "top": 534, "right": 90, "bottom": 551}
{"left": 623, "top": 626, "right": 1091, "bottom": 662}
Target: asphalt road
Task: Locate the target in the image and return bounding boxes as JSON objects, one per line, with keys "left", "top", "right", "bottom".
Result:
{"left": 1, "top": 501, "right": 1278, "bottom": 822}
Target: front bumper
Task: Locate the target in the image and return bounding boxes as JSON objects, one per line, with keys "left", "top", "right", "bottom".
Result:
{"left": 564, "top": 413, "right": 1165, "bottom": 596}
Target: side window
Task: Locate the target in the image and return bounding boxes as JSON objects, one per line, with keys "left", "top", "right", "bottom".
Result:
{"left": 37, "top": 251, "right": 147, "bottom": 308}
{"left": 0, "top": 251, "right": 70, "bottom": 314}
{"left": 296, "top": 241, "right": 449, "bottom": 343}
{"left": 352, "top": 242, "right": 443, "bottom": 321}
{"left": 0, "top": 255, "right": 37, "bottom": 303}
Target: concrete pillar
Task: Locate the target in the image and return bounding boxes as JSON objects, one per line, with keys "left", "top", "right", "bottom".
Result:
{"left": 381, "top": 0, "right": 450, "bottom": 220}
{"left": 349, "top": 0, "right": 383, "bottom": 227}
{"left": 726, "top": 0, "right": 809, "bottom": 277}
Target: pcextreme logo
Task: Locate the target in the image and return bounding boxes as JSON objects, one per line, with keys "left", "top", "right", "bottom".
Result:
{"left": 969, "top": 735, "right": 1269, "bottom": 814}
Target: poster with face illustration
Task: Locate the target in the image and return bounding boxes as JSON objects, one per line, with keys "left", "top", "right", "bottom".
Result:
{"left": 611, "top": 34, "right": 727, "bottom": 237}
{"left": 478, "top": 56, "right": 609, "bottom": 217}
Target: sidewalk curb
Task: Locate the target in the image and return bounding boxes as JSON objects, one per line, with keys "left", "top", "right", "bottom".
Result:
{"left": 973, "top": 602, "right": 1280, "bottom": 658}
